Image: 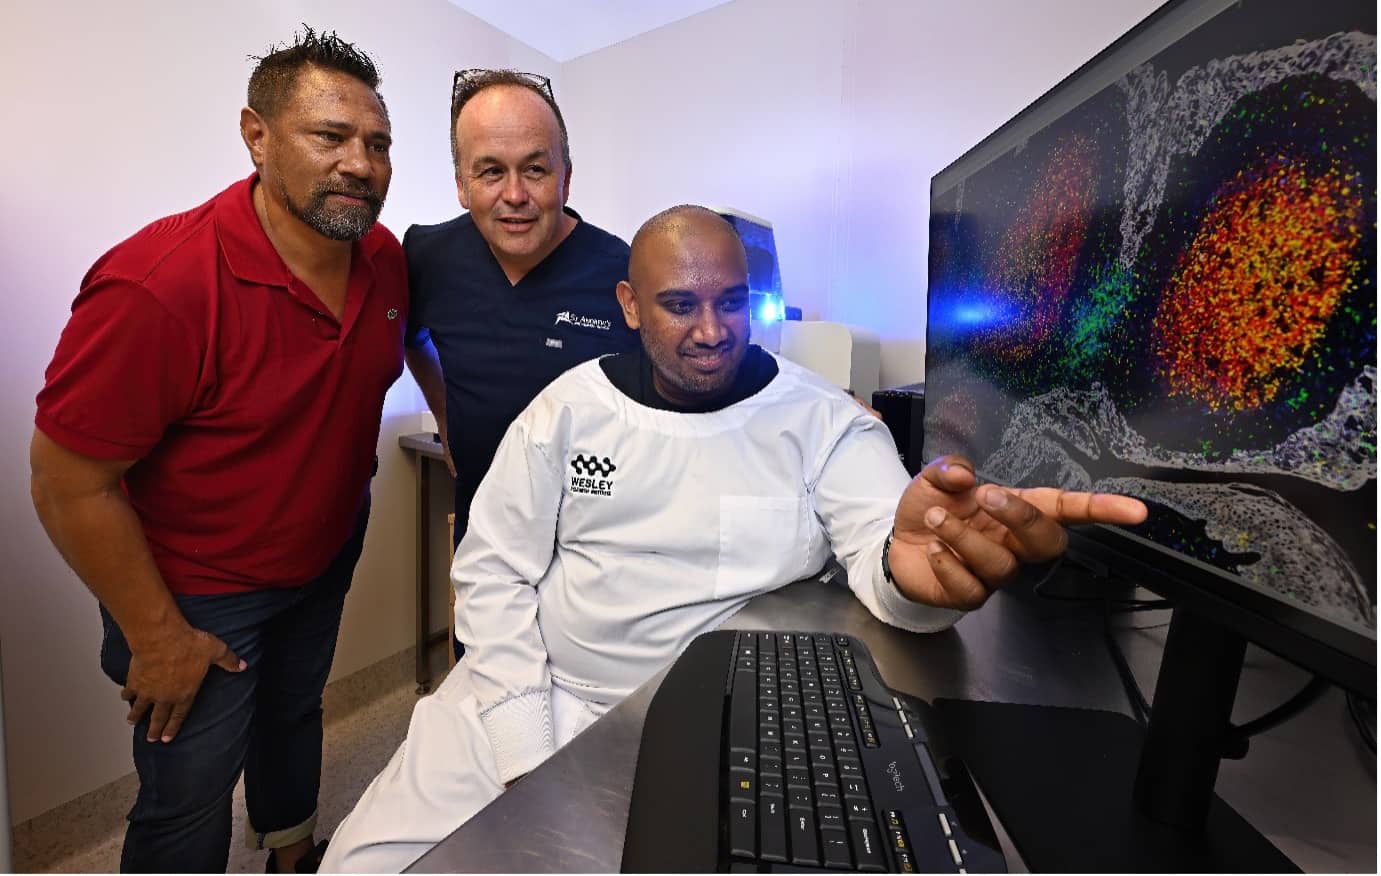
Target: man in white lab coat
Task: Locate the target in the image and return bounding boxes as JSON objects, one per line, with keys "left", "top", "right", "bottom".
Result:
{"left": 322, "top": 205, "right": 1147, "bottom": 872}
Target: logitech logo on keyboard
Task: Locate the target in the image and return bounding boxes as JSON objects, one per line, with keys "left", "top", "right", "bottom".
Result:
{"left": 886, "top": 760, "right": 905, "bottom": 792}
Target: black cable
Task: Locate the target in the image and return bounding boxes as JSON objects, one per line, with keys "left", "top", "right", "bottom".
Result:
{"left": 1346, "top": 691, "right": 1376, "bottom": 753}
{"left": 1219, "top": 676, "right": 1331, "bottom": 759}
{"left": 1102, "top": 599, "right": 1151, "bottom": 725}
{"left": 1031, "top": 561, "right": 1172, "bottom": 611}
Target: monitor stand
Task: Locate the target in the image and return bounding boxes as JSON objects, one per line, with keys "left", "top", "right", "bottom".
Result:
{"left": 933, "top": 607, "right": 1297, "bottom": 873}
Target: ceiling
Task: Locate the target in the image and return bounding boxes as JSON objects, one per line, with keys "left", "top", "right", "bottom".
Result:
{"left": 448, "top": 0, "right": 734, "bottom": 62}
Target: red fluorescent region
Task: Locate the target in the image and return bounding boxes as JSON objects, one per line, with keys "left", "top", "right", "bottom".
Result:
{"left": 984, "top": 136, "right": 1098, "bottom": 362}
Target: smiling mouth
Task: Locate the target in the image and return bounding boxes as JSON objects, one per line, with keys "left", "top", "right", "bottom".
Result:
{"left": 684, "top": 349, "right": 731, "bottom": 370}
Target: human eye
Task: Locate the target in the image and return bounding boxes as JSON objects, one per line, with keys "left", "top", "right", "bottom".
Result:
{"left": 316, "top": 131, "right": 344, "bottom": 143}
{"left": 524, "top": 164, "right": 548, "bottom": 179}
{"left": 721, "top": 295, "right": 749, "bottom": 312}
{"left": 663, "top": 299, "right": 694, "bottom": 315}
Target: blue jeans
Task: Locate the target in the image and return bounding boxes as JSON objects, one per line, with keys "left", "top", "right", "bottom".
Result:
{"left": 100, "top": 499, "right": 369, "bottom": 873}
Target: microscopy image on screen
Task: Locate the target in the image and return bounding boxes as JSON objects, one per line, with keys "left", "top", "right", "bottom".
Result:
{"left": 924, "top": 0, "right": 1377, "bottom": 630}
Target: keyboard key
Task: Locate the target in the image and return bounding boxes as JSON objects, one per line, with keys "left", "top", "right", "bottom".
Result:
{"left": 811, "top": 749, "right": 832, "bottom": 765}
{"left": 815, "top": 787, "right": 841, "bottom": 806}
{"left": 889, "top": 827, "right": 908, "bottom": 852}
{"left": 789, "top": 810, "right": 821, "bottom": 866}
{"left": 811, "top": 765, "right": 837, "bottom": 785}
{"left": 850, "top": 821, "right": 885, "bottom": 871}
{"left": 728, "top": 750, "right": 755, "bottom": 771}
{"left": 786, "top": 766, "right": 811, "bottom": 788}
{"left": 896, "top": 850, "right": 916, "bottom": 873}
{"left": 818, "top": 806, "right": 845, "bottom": 830}
{"left": 788, "top": 787, "right": 812, "bottom": 809}
{"left": 837, "top": 759, "right": 862, "bottom": 778}
{"left": 842, "top": 798, "right": 871, "bottom": 820}
{"left": 783, "top": 718, "right": 804, "bottom": 736}
{"left": 842, "top": 778, "right": 868, "bottom": 799}
{"left": 759, "top": 741, "right": 781, "bottom": 760}
{"left": 820, "top": 829, "right": 851, "bottom": 869}
{"left": 730, "top": 768, "right": 755, "bottom": 800}
{"left": 759, "top": 795, "right": 788, "bottom": 863}
{"left": 760, "top": 774, "right": 783, "bottom": 795}
{"left": 760, "top": 757, "right": 782, "bottom": 778}
{"left": 729, "top": 800, "right": 755, "bottom": 858}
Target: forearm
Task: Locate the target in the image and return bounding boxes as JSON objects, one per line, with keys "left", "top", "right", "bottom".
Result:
{"left": 404, "top": 342, "right": 448, "bottom": 430}
{"left": 31, "top": 476, "right": 186, "bottom": 649}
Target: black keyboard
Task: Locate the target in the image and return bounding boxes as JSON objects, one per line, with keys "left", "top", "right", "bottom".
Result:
{"left": 621, "top": 629, "right": 1006, "bottom": 873}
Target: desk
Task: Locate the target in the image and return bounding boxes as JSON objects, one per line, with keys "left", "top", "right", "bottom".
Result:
{"left": 408, "top": 570, "right": 1375, "bottom": 872}
{"left": 399, "top": 432, "right": 450, "bottom": 693}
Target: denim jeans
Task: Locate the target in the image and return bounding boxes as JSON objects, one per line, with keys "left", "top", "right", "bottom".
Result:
{"left": 99, "top": 499, "right": 369, "bottom": 873}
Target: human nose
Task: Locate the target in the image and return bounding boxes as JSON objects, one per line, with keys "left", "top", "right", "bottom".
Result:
{"left": 500, "top": 172, "right": 528, "bottom": 205}
{"left": 690, "top": 305, "right": 728, "bottom": 347}
{"left": 338, "top": 138, "right": 371, "bottom": 179}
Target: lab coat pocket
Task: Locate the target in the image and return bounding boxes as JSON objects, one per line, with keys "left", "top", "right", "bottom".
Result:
{"left": 715, "top": 496, "right": 811, "bottom": 600}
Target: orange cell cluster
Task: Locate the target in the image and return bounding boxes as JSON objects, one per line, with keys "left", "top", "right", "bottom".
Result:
{"left": 1152, "top": 153, "right": 1364, "bottom": 411}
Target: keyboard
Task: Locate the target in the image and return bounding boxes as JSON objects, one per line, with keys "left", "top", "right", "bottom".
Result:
{"left": 621, "top": 629, "right": 1006, "bottom": 873}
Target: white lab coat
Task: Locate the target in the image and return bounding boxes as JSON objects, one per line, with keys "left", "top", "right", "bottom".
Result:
{"left": 324, "top": 353, "right": 959, "bottom": 872}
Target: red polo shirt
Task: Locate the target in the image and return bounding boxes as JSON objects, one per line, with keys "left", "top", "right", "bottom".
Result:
{"left": 36, "top": 174, "right": 407, "bottom": 595}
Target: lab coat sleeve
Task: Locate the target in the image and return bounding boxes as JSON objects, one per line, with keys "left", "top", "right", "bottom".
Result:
{"left": 811, "top": 413, "right": 964, "bottom": 634}
{"left": 452, "top": 414, "right": 564, "bottom": 783}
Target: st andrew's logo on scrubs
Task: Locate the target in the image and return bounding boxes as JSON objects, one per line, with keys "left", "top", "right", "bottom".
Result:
{"left": 570, "top": 453, "right": 617, "bottom": 497}
{"left": 555, "top": 310, "right": 612, "bottom": 331}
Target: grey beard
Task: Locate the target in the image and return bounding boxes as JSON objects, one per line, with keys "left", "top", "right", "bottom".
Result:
{"left": 282, "top": 180, "right": 384, "bottom": 242}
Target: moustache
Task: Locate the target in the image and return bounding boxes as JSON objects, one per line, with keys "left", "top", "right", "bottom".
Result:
{"left": 313, "top": 180, "right": 383, "bottom": 208}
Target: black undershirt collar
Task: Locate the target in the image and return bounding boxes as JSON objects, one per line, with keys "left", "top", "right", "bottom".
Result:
{"left": 599, "top": 345, "right": 779, "bottom": 413}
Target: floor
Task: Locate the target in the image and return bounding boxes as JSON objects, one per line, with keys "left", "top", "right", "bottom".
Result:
{"left": 12, "top": 644, "right": 451, "bottom": 874}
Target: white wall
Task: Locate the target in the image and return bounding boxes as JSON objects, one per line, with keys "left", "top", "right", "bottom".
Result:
{"left": 561, "top": 0, "right": 1165, "bottom": 387}
{"left": 0, "top": 0, "right": 554, "bottom": 826}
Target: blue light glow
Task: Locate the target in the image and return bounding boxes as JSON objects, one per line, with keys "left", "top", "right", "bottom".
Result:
{"left": 929, "top": 290, "right": 1017, "bottom": 332}
{"left": 751, "top": 292, "right": 785, "bottom": 323}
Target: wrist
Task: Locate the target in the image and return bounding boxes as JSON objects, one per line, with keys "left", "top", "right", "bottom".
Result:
{"left": 881, "top": 527, "right": 897, "bottom": 586}
{"left": 122, "top": 606, "right": 191, "bottom": 653}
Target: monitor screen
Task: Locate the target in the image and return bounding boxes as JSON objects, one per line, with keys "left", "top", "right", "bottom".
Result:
{"left": 923, "top": 0, "right": 1377, "bottom": 649}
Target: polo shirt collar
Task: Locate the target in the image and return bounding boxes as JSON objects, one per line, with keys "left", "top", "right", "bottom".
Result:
{"left": 214, "top": 172, "right": 385, "bottom": 288}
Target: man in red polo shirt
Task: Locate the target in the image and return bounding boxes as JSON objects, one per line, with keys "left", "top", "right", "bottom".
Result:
{"left": 29, "top": 27, "right": 404, "bottom": 874}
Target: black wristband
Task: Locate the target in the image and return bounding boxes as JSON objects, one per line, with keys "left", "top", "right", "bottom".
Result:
{"left": 881, "top": 527, "right": 897, "bottom": 585}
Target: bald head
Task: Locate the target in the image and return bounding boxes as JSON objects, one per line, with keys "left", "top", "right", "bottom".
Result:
{"left": 628, "top": 205, "right": 746, "bottom": 290}
{"left": 616, "top": 205, "right": 752, "bottom": 407}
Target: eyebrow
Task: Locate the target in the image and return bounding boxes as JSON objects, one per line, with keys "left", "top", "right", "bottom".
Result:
{"left": 655, "top": 283, "right": 750, "bottom": 299}
{"left": 469, "top": 149, "right": 551, "bottom": 171}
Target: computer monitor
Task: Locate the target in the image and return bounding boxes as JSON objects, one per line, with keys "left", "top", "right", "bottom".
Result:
{"left": 712, "top": 207, "right": 788, "bottom": 351}
{"left": 922, "top": 0, "right": 1375, "bottom": 868}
